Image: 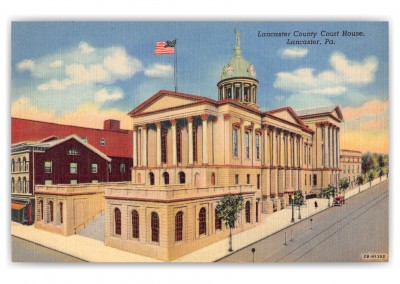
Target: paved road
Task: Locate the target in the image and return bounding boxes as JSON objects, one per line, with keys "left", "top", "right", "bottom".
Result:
{"left": 219, "top": 180, "right": 388, "bottom": 262}
{"left": 12, "top": 236, "right": 84, "bottom": 262}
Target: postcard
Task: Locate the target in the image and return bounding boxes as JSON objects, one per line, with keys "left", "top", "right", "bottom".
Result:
{"left": 11, "top": 21, "right": 388, "bottom": 262}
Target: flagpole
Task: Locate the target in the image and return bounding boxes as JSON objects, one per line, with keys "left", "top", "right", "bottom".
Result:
{"left": 174, "top": 38, "right": 178, "bottom": 93}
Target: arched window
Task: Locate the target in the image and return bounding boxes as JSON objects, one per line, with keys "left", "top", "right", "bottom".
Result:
{"left": 245, "top": 132, "right": 250, "bottom": 159}
{"left": 49, "top": 201, "right": 54, "bottom": 223}
{"left": 175, "top": 211, "right": 183, "bottom": 242}
{"left": 114, "top": 208, "right": 121, "bottom": 235}
{"left": 22, "top": 157, "right": 27, "bottom": 171}
{"left": 17, "top": 177, "right": 21, "bottom": 193}
{"left": 59, "top": 202, "right": 64, "bottom": 224}
{"left": 245, "top": 201, "right": 251, "bottom": 223}
{"left": 22, "top": 177, "right": 27, "bottom": 193}
{"left": 151, "top": 212, "right": 159, "bottom": 242}
{"left": 163, "top": 172, "right": 169, "bottom": 185}
{"left": 211, "top": 172, "right": 216, "bottom": 186}
{"left": 24, "top": 157, "right": 29, "bottom": 171}
{"left": 120, "top": 164, "right": 126, "bottom": 173}
{"left": 179, "top": 171, "right": 185, "bottom": 184}
{"left": 149, "top": 172, "right": 155, "bottom": 185}
{"left": 17, "top": 158, "right": 22, "bottom": 172}
{"left": 199, "top": 207, "right": 206, "bottom": 235}
{"left": 132, "top": 210, "right": 139, "bottom": 239}
{"left": 11, "top": 159, "right": 15, "bottom": 172}
{"left": 215, "top": 209, "right": 222, "bottom": 230}
{"left": 11, "top": 178, "right": 15, "bottom": 193}
{"left": 39, "top": 200, "right": 43, "bottom": 220}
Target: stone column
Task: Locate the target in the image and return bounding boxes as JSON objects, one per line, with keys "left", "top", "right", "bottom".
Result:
{"left": 133, "top": 125, "right": 138, "bottom": 167}
{"left": 201, "top": 114, "right": 209, "bottom": 164}
{"left": 337, "top": 128, "right": 340, "bottom": 168}
{"left": 155, "top": 122, "right": 162, "bottom": 167}
{"left": 142, "top": 125, "right": 147, "bottom": 167}
{"left": 187, "top": 117, "right": 193, "bottom": 165}
{"left": 278, "top": 129, "right": 284, "bottom": 167}
{"left": 270, "top": 127, "right": 276, "bottom": 166}
{"left": 323, "top": 123, "right": 328, "bottom": 168}
{"left": 171, "top": 119, "right": 177, "bottom": 166}
{"left": 332, "top": 125, "right": 336, "bottom": 168}
{"left": 294, "top": 136, "right": 298, "bottom": 168}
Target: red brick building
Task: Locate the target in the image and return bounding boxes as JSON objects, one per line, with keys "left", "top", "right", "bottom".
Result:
{"left": 11, "top": 118, "right": 133, "bottom": 225}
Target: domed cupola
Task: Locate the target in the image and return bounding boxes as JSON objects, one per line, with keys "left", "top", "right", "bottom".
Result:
{"left": 217, "top": 30, "right": 259, "bottom": 107}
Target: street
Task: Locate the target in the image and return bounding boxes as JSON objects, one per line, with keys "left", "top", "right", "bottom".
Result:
{"left": 218, "top": 180, "right": 388, "bottom": 262}
{"left": 12, "top": 236, "right": 84, "bottom": 262}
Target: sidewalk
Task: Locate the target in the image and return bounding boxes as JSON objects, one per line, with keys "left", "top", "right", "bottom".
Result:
{"left": 12, "top": 177, "right": 387, "bottom": 262}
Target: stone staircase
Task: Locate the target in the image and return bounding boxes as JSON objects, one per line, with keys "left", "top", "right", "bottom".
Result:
{"left": 76, "top": 211, "right": 105, "bottom": 242}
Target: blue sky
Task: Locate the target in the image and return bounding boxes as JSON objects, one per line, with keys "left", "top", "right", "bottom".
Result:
{"left": 11, "top": 21, "right": 388, "bottom": 152}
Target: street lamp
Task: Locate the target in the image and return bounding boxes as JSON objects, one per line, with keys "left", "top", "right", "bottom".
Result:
{"left": 291, "top": 195, "right": 295, "bottom": 223}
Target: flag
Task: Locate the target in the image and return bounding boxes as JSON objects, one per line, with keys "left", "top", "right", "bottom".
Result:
{"left": 154, "top": 40, "right": 176, "bottom": 55}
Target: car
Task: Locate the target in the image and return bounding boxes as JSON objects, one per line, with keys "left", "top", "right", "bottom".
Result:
{"left": 333, "top": 196, "right": 345, "bottom": 206}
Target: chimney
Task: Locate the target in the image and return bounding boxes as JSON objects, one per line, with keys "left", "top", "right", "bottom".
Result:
{"left": 104, "top": 119, "right": 120, "bottom": 132}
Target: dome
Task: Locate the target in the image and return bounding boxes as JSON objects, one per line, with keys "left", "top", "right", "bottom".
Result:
{"left": 221, "top": 30, "right": 256, "bottom": 80}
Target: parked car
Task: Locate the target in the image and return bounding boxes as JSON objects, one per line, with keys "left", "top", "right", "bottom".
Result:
{"left": 333, "top": 196, "right": 345, "bottom": 206}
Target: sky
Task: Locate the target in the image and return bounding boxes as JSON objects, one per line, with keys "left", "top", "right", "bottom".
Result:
{"left": 11, "top": 21, "right": 388, "bottom": 154}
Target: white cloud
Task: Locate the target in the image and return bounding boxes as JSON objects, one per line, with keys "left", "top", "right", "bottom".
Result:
{"left": 16, "top": 59, "right": 35, "bottom": 71}
{"left": 49, "top": 60, "right": 63, "bottom": 68}
{"left": 274, "top": 52, "right": 379, "bottom": 97}
{"left": 144, "top": 64, "right": 174, "bottom": 78}
{"left": 95, "top": 88, "right": 124, "bottom": 103}
{"left": 330, "top": 52, "right": 378, "bottom": 84}
{"left": 16, "top": 41, "right": 144, "bottom": 92}
{"left": 79, "top": 41, "right": 95, "bottom": 53}
{"left": 278, "top": 47, "right": 308, "bottom": 59}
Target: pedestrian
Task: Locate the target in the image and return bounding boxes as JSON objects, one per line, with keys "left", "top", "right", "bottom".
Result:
{"left": 314, "top": 201, "right": 318, "bottom": 209}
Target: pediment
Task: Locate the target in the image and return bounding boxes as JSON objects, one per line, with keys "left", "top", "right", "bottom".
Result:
{"left": 271, "top": 109, "right": 302, "bottom": 126}
{"left": 144, "top": 95, "right": 197, "bottom": 113}
{"left": 128, "top": 90, "right": 208, "bottom": 117}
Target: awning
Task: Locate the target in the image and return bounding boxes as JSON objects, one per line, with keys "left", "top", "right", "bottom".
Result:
{"left": 11, "top": 203, "right": 26, "bottom": 210}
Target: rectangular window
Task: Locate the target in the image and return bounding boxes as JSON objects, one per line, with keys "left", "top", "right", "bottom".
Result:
{"left": 44, "top": 180, "right": 53, "bottom": 185}
{"left": 108, "top": 164, "right": 112, "bottom": 173}
{"left": 161, "top": 128, "right": 167, "bottom": 164}
{"left": 313, "top": 174, "right": 317, "bottom": 186}
{"left": 309, "top": 175, "right": 311, "bottom": 186}
{"left": 120, "top": 164, "right": 126, "bottom": 173}
{"left": 177, "top": 128, "right": 182, "bottom": 163}
{"left": 44, "top": 161, "right": 52, "bottom": 173}
{"left": 233, "top": 128, "right": 238, "bottom": 158}
{"left": 246, "top": 174, "right": 250, "bottom": 184}
{"left": 257, "top": 174, "right": 260, "bottom": 189}
{"left": 304, "top": 174, "right": 307, "bottom": 185}
{"left": 309, "top": 146, "right": 312, "bottom": 165}
{"left": 256, "top": 134, "right": 260, "bottom": 160}
{"left": 70, "top": 163, "right": 77, "bottom": 174}
{"left": 100, "top": 138, "right": 105, "bottom": 146}
{"left": 245, "top": 132, "right": 250, "bottom": 159}
{"left": 235, "top": 174, "right": 239, "bottom": 185}
{"left": 193, "top": 127, "right": 198, "bottom": 162}
{"left": 91, "top": 163, "right": 98, "bottom": 173}
{"left": 70, "top": 179, "right": 77, "bottom": 185}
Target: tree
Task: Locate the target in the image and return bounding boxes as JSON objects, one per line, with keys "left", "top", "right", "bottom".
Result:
{"left": 338, "top": 178, "right": 350, "bottom": 200}
{"left": 355, "top": 175, "right": 364, "bottom": 193}
{"left": 215, "top": 194, "right": 244, "bottom": 252}
{"left": 322, "top": 184, "right": 336, "bottom": 207}
{"left": 293, "top": 190, "right": 304, "bottom": 219}
{"left": 368, "top": 171, "right": 375, "bottom": 186}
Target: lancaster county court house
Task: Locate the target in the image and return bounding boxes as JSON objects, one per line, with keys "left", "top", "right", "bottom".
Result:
{"left": 103, "top": 32, "right": 344, "bottom": 261}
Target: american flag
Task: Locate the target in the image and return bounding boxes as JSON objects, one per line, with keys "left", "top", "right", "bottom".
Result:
{"left": 154, "top": 40, "right": 176, "bottom": 55}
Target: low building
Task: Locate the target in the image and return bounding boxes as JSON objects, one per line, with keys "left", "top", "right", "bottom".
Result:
{"left": 340, "top": 149, "right": 362, "bottom": 189}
